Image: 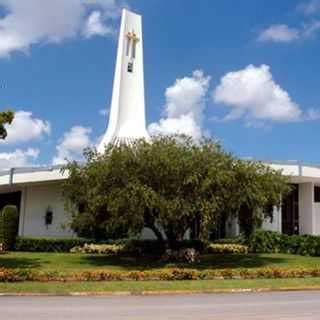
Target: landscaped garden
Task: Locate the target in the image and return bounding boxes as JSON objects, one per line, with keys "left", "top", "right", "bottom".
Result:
{"left": 1, "top": 137, "right": 320, "bottom": 293}
{"left": 3, "top": 248, "right": 320, "bottom": 293}
{"left": 3, "top": 251, "right": 320, "bottom": 272}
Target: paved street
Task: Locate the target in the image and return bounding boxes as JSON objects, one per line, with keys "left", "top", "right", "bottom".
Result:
{"left": 1, "top": 291, "right": 320, "bottom": 319}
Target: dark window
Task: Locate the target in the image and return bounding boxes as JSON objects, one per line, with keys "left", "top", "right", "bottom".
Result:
{"left": 282, "top": 184, "right": 299, "bottom": 235}
{"left": 127, "top": 62, "right": 133, "bottom": 73}
{"left": 0, "top": 191, "right": 21, "bottom": 213}
{"left": 315, "top": 186, "right": 320, "bottom": 202}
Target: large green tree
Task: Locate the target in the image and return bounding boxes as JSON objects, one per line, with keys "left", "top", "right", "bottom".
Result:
{"left": 0, "top": 110, "right": 14, "bottom": 139}
{"left": 62, "top": 136, "right": 290, "bottom": 246}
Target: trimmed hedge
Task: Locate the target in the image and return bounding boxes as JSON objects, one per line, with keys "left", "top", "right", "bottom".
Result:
{"left": 15, "top": 237, "right": 92, "bottom": 253}
{"left": 0, "top": 206, "right": 19, "bottom": 251}
{"left": 70, "top": 244, "right": 125, "bottom": 254}
{"left": 205, "top": 244, "right": 248, "bottom": 255}
{"left": 18, "top": 231, "right": 320, "bottom": 257}
{"left": 247, "top": 230, "right": 320, "bottom": 256}
{"left": 1, "top": 267, "right": 320, "bottom": 282}
{"left": 15, "top": 237, "right": 205, "bottom": 254}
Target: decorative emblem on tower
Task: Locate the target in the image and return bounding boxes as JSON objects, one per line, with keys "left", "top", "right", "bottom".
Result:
{"left": 126, "top": 30, "right": 140, "bottom": 59}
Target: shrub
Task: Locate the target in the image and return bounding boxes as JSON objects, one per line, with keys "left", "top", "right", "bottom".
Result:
{"left": 247, "top": 229, "right": 282, "bottom": 253}
{"left": 70, "top": 243, "right": 125, "bottom": 254}
{"left": 246, "top": 230, "right": 320, "bottom": 256}
{"left": 161, "top": 248, "right": 201, "bottom": 263}
{"left": 2, "top": 266, "right": 320, "bottom": 282}
{"left": 205, "top": 243, "right": 248, "bottom": 254}
{"left": 213, "top": 237, "right": 243, "bottom": 245}
{"left": 15, "top": 237, "right": 92, "bottom": 252}
{"left": 0, "top": 206, "right": 19, "bottom": 251}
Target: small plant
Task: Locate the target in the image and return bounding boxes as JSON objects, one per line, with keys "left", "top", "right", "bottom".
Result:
{"left": 70, "top": 243, "right": 125, "bottom": 254}
{"left": 0, "top": 206, "right": 19, "bottom": 251}
{"left": 205, "top": 243, "right": 248, "bottom": 254}
{"left": 161, "top": 248, "right": 201, "bottom": 264}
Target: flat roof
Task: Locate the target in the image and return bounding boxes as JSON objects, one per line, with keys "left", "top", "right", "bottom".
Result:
{"left": 1, "top": 160, "right": 320, "bottom": 187}
{"left": 0, "top": 165, "right": 67, "bottom": 187}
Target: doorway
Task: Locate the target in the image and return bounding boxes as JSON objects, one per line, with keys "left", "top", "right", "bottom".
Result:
{"left": 282, "top": 184, "right": 299, "bottom": 235}
{"left": 0, "top": 191, "right": 21, "bottom": 214}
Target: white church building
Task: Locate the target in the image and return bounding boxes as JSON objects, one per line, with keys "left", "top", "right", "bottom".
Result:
{"left": 1, "top": 9, "right": 320, "bottom": 239}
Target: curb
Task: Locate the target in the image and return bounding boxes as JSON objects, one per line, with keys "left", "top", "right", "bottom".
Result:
{"left": 2, "top": 287, "right": 320, "bottom": 296}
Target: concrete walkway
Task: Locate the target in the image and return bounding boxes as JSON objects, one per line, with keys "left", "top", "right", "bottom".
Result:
{"left": 1, "top": 291, "right": 320, "bottom": 319}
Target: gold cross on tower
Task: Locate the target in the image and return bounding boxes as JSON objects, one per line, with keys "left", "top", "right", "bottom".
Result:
{"left": 126, "top": 30, "right": 139, "bottom": 59}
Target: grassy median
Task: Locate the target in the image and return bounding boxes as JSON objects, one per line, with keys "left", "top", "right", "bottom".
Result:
{"left": 1, "top": 278, "right": 320, "bottom": 294}
{"left": 3, "top": 252, "right": 320, "bottom": 293}
{"left": 2, "top": 252, "right": 320, "bottom": 272}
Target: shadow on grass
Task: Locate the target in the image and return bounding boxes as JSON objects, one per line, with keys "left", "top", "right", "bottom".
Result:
{"left": 79, "top": 254, "right": 289, "bottom": 270}
{"left": 0, "top": 255, "right": 42, "bottom": 269}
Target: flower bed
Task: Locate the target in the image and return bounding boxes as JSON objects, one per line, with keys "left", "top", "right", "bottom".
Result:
{"left": 1, "top": 267, "right": 320, "bottom": 282}
{"left": 205, "top": 244, "right": 248, "bottom": 254}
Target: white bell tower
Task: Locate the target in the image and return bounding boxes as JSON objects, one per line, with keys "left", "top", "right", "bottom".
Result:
{"left": 98, "top": 9, "right": 149, "bottom": 152}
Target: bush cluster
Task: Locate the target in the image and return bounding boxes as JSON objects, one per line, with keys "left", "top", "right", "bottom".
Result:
{"left": 247, "top": 230, "right": 320, "bottom": 256}
{"left": 70, "top": 243, "right": 125, "bottom": 254}
{"left": 1, "top": 267, "right": 320, "bottom": 282}
{"left": 0, "top": 206, "right": 19, "bottom": 251}
{"left": 15, "top": 237, "right": 205, "bottom": 254}
{"left": 205, "top": 244, "right": 248, "bottom": 255}
{"left": 15, "top": 237, "right": 92, "bottom": 253}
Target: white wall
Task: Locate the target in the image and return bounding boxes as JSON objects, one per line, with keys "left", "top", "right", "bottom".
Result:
{"left": 262, "top": 206, "right": 282, "bottom": 233}
{"left": 19, "top": 182, "right": 74, "bottom": 238}
{"left": 299, "top": 183, "right": 315, "bottom": 235}
{"left": 314, "top": 203, "right": 320, "bottom": 235}
{"left": 225, "top": 217, "right": 239, "bottom": 238}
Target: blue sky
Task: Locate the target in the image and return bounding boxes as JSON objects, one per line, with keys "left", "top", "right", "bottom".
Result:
{"left": 1, "top": 0, "right": 320, "bottom": 169}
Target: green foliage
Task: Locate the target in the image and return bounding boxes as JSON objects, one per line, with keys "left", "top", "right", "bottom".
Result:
{"left": 247, "top": 229, "right": 283, "bottom": 253}
{"left": 70, "top": 243, "right": 125, "bottom": 254}
{"left": 0, "top": 206, "right": 19, "bottom": 251}
{"left": 226, "top": 160, "right": 292, "bottom": 238}
{"left": 62, "top": 135, "right": 290, "bottom": 247}
{"left": 0, "top": 215, "right": 3, "bottom": 244}
{"left": 0, "top": 110, "right": 14, "bottom": 139}
{"left": 214, "top": 237, "right": 243, "bottom": 245}
{"left": 247, "top": 230, "right": 320, "bottom": 256}
{"left": 15, "top": 237, "right": 92, "bottom": 253}
{"left": 205, "top": 243, "right": 248, "bottom": 254}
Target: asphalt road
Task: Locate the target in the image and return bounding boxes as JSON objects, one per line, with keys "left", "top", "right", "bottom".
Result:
{"left": 1, "top": 291, "right": 320, "bottom": 319}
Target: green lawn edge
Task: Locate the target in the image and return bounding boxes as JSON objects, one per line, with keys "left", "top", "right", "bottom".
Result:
{"left": 2, "top": 278, "right": 320, "bottom": 294}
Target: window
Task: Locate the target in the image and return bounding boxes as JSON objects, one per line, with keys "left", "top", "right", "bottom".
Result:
{"left": 127, "top": 62, "right": 133, "bottom": 73}
{"left": 315, "top": 186, "right": 320, "bottom": 202}
{"left": 126, "top": 38, "right": 131, "bottom": 56}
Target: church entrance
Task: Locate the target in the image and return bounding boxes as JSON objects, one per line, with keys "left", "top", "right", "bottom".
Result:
{"left": 282, "top": 184, "right": 299, "bottom": 235}
{"left": 0, "top": 191, "right": 21, "bottom": 214}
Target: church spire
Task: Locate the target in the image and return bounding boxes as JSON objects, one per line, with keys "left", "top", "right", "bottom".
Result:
{"left": 98, "top": 9, "right": 149, "bottom": 152}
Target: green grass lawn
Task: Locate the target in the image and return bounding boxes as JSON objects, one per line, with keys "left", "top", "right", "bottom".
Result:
{"left": 2, "top": 278, "right": 320, "bottom": 294}
{"left": 1, "top": 252, "right": 320, "bottom": 272}
{"left": 2, "top": 252, "right": 320, "bottom": 293}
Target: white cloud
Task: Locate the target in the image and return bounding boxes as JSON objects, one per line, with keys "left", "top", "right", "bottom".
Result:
{"left": 99, "top": 108, "right": 109, "bottom": 116}
{"left": 0, "top": 110, "right": 50, "bottom": 144}
{"left": 303, "top": 20, "right": 320, "bottom": 36}
{"left": 258, "top": 1, "right": 320, "bottom": 44}
{"left": 213, "top": 64, "right": 306, "bottom": 122}
{"left": 258, "top": 24, "right": 300, "bottom": 43}
{"left": 0, "top": 0, "right": 124, "bottom": 57}
{"left": 298, "top": 0, "right": 320, "bottom": 15}
{"left": 148, "top": 70, "right": 210, "bottom": 140}
{"left": 258, "top": 22, "right": 320, "bottom": 43}
{"left": 53, "top": 126, "right": 93, "bottom": 165}
{"left": 83, "top": 11, "right": 112, "bottom": 38}
{"left": 0, "top": 148, "right": 39, "bottom": 170}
